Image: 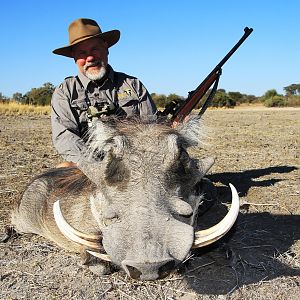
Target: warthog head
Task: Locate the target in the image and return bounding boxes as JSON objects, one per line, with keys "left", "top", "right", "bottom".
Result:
{"left": 12, "top": 117, "right": 239, "bottom": 280}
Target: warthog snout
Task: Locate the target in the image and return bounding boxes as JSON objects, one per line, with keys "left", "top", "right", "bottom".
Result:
{"left": 122, "top": 258, "right": 176, "bottom": 280}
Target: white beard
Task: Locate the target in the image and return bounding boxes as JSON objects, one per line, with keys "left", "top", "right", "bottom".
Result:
{"left": 84, "top": 61, "right": 107, "bottom": 81}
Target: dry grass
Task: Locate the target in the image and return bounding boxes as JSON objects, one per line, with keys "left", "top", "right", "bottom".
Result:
{"left": 0, "top": 101, "right": 50, "bottom": 116}
{"left": 0, "top": 109, "right": 299, "bottom": 299}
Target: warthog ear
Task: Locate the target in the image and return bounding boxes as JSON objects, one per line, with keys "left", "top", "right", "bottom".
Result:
{"left": 84, "top": 120, "right": 128, "bottom": 161}
{"left": 78, "top": 135, "right": 129, "bottom": 186}
{"left": 77, "top": 120, "right": 128, "bottom": 184}
{"left": 176, "top": 116, "right": 205, "bottom": 148}
{"left": 198, "top": 157, "right": 215, "bottom": 175}
{"left": 86, "top": 120, "right": 119, "bottom": 157}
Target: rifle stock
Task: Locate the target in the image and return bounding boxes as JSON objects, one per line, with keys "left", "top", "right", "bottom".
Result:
{"left": 168, "top": 27, "right": 253, "bottom": 126}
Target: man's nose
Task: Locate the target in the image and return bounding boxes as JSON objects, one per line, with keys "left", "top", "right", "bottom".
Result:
{"left": 86, "top": 55, "right": 95, "bottom": 62}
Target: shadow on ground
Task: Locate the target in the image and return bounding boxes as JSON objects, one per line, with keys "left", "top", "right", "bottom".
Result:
{"left": 182, "top": 165, "right": 299, "bottom": 295}
{"left": 183, "top": 212, "right": 300, "bottom": 294}
{"left": 208, "top": 165, "right": 298, "bottom": 197}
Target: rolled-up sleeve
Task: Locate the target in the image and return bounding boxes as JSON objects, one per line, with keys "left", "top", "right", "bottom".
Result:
{"left": 51, "top": 85, "right": 88, "bottom": 163}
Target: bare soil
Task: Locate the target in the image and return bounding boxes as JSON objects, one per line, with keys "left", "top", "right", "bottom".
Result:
{"left": 0, "top": 108, "right": 299, "bottom": 300}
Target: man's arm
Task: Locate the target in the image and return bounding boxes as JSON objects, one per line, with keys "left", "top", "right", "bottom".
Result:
{"left": 51, "top": 85, "right": 88, "bottom": 164}
{"left": 131, "top": 79, "right": 157, "bottom": 117}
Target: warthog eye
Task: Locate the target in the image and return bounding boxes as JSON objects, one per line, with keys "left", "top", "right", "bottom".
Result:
{"left": 176, "top": 149, "right": 193, "bottom": 177}
{"left": 103, "top": 216, "right": 120, "bottom": 226}
{"left": 166, "top": 147, "right": 199, "bottom": 192}
{"left": 102, "top": 207, "right": 119, "bottom": 226}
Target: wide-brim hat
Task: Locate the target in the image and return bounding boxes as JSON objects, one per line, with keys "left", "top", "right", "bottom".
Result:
{"left": 53, "top": 18, "right": 120, "bottom": 58}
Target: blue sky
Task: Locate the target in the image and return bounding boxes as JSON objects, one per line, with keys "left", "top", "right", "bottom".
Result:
{"left": 1, "top": 0, "right": 299, "bottom": 98}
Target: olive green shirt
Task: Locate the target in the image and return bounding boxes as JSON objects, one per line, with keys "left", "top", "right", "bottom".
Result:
{"left": 51, "top": 65, "right": 157, "bottom": 163}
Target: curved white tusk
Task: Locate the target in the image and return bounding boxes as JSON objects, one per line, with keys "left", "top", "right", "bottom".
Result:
{"left": 192, "top": 183, "right": 240, "bottom": 248}
{"left": 53, "top": 200, "right": 101, "bottom": 250}
{"left": 86, "top": 250, "right": 111, "bottom": 262}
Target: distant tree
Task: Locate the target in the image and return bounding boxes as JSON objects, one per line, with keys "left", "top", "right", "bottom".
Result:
{"left": 166, "top": 93, "right": 184, "bottom": 107}
{"left": 151, "top": 92, "right": 184, "bottom": 108}
{"left": 12, "top": 92, "right": 24, "bottom": 103}
{"left": 0, "top": 92, "right": 9, "bottom": 103}
{"left": 25, "top": 82, "right": 55, "bottom": 106}
{"left": 228, "top": 91, "right": 243, "bottom": 103}
{"left": 263, "top": 89, "right": 279, "bottom": 100}
{"left": 151, "top": 93, "right": 167, "bottom": 108}
{"left": 284, "top": 84, "right": 300, "bottom": 96}
{"left": 243, "top": 94, "right": 257, "bottom": 103}
{"left": 217, "top": 88, "right": 226, "bottom": 94}
{"left": 212, "top": 90, "right": 236, "bottom": 107}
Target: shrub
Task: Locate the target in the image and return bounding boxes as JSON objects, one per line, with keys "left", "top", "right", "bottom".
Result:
{"left": 264, "top": 96, "right": 286, "bottom": 107}
{"left": 263, "top": 89, "right": 279, "bottom": 100}
{"left": 212, "top": 92, "right": 236, "bottom": 108}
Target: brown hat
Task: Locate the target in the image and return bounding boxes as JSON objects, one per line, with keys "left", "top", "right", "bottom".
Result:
{"left": 53, "top": 18, "right": 120, "bottom": 58}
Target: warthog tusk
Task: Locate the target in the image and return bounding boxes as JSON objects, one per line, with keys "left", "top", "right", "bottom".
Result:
{"left": 193, "top": 183, "right": 240, "bottom": 248}
{"left": 86, "top": 250, "right": 111, "bottom": 262}
{"left": 53, "top": 200, "right": 102, "bottom": 250}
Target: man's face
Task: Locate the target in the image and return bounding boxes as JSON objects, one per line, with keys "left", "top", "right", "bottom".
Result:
{"left": 72, "top": 37, "right": 109, "bottom": 81}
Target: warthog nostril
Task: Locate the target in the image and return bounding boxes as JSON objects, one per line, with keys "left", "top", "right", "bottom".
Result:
{"left": 125, "top": 265, "right": 142, "bottom": 280}
{"left": 158, "top": 260, "right": 175, "bottom": 279}
{"left": 122, "top": 259, "right": 175, "bottom": 280}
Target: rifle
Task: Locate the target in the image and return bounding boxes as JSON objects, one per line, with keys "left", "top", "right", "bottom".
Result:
{"left": 160, "top": 27, "right": 253, "bottom": 126}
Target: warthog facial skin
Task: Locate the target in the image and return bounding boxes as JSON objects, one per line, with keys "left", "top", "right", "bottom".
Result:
{"left": 12, "top": 117, "right": 216, "bottom": 280}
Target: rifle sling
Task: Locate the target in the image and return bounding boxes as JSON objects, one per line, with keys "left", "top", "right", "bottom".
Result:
{"left": 198, "top": 69, "right": 222, "bottom": 117}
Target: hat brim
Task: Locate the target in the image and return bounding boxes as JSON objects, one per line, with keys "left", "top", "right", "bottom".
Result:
{"left": 52, "top": 30, "right": 120, "bottom": 58}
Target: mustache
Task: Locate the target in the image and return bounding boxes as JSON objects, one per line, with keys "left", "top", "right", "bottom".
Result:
{"left": 83, "top": 60, "right": 102, "bottom": 71}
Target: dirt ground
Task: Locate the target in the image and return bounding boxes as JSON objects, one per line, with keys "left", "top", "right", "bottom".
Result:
{"left": 0, "top": 107, "right": 299, "bottom": 300}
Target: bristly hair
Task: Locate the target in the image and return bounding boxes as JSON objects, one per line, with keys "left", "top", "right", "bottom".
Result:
{"left": 35, "top": 167, "right": 96, "bottom": 196}
{"left": 83, "top": 116, "right": 207, "bottom": 159}
{"left": 83, "top": 117, "right": 165, "bottom": 158}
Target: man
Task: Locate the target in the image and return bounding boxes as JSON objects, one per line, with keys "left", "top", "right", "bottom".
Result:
{"left": 51, "top": 18, "right": 157, "bottom": 167}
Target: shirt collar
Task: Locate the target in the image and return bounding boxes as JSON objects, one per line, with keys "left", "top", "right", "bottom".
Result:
{"left": 77, "top": 64, "right": 115, "bottom": 89}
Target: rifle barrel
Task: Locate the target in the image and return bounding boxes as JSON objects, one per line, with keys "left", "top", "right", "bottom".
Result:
{"left": 192, "top": 27, "right": 253, "bottom": 96}
{"left": 169, "top": 27, "right": 253, "bottom": 125}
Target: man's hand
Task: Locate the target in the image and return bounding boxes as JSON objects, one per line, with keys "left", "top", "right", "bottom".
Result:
{"left": 56, "top": 161, "right": 77, "bottom": 168}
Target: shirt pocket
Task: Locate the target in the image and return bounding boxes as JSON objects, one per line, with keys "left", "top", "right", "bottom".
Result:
{"left": 118, "top": 98, "right": 140, "bottom": 116}
{"left": 117, "top": 88, "right": 139, "bottom": 116}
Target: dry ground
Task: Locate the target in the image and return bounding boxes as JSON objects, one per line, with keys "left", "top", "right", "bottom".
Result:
{"left": 0, "top": 107, "right": 299, "bottom": 299}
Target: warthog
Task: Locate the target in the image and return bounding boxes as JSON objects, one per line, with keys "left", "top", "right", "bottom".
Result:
{"left": 11, "top": 117, "right": 239, "bottom": 280}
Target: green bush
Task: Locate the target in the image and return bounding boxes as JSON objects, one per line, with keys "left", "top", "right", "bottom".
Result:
{"left": 151, "top": 93, "right": 184, "bottom": 109}
{"left": 264, "top": 96, "right": 286, "bottom": 107}
{"left": 263, "top": 89, "right": 279, "bottom": 100}
{"left": 212, "top": 92, "right": 236, "bottom": 108}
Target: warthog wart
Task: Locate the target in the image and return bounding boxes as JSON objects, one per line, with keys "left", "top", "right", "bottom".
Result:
{"left": 11, "top": 117, "right": 239, "bottom": 280}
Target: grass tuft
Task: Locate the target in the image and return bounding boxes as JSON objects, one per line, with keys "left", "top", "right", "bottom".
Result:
{"left": 0, "top": 101, "right": 51, "bottom": 116}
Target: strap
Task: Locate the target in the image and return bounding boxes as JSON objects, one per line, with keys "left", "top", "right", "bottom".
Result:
{"left": 198, "top": 69, "right": 222, "bottom": 117}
